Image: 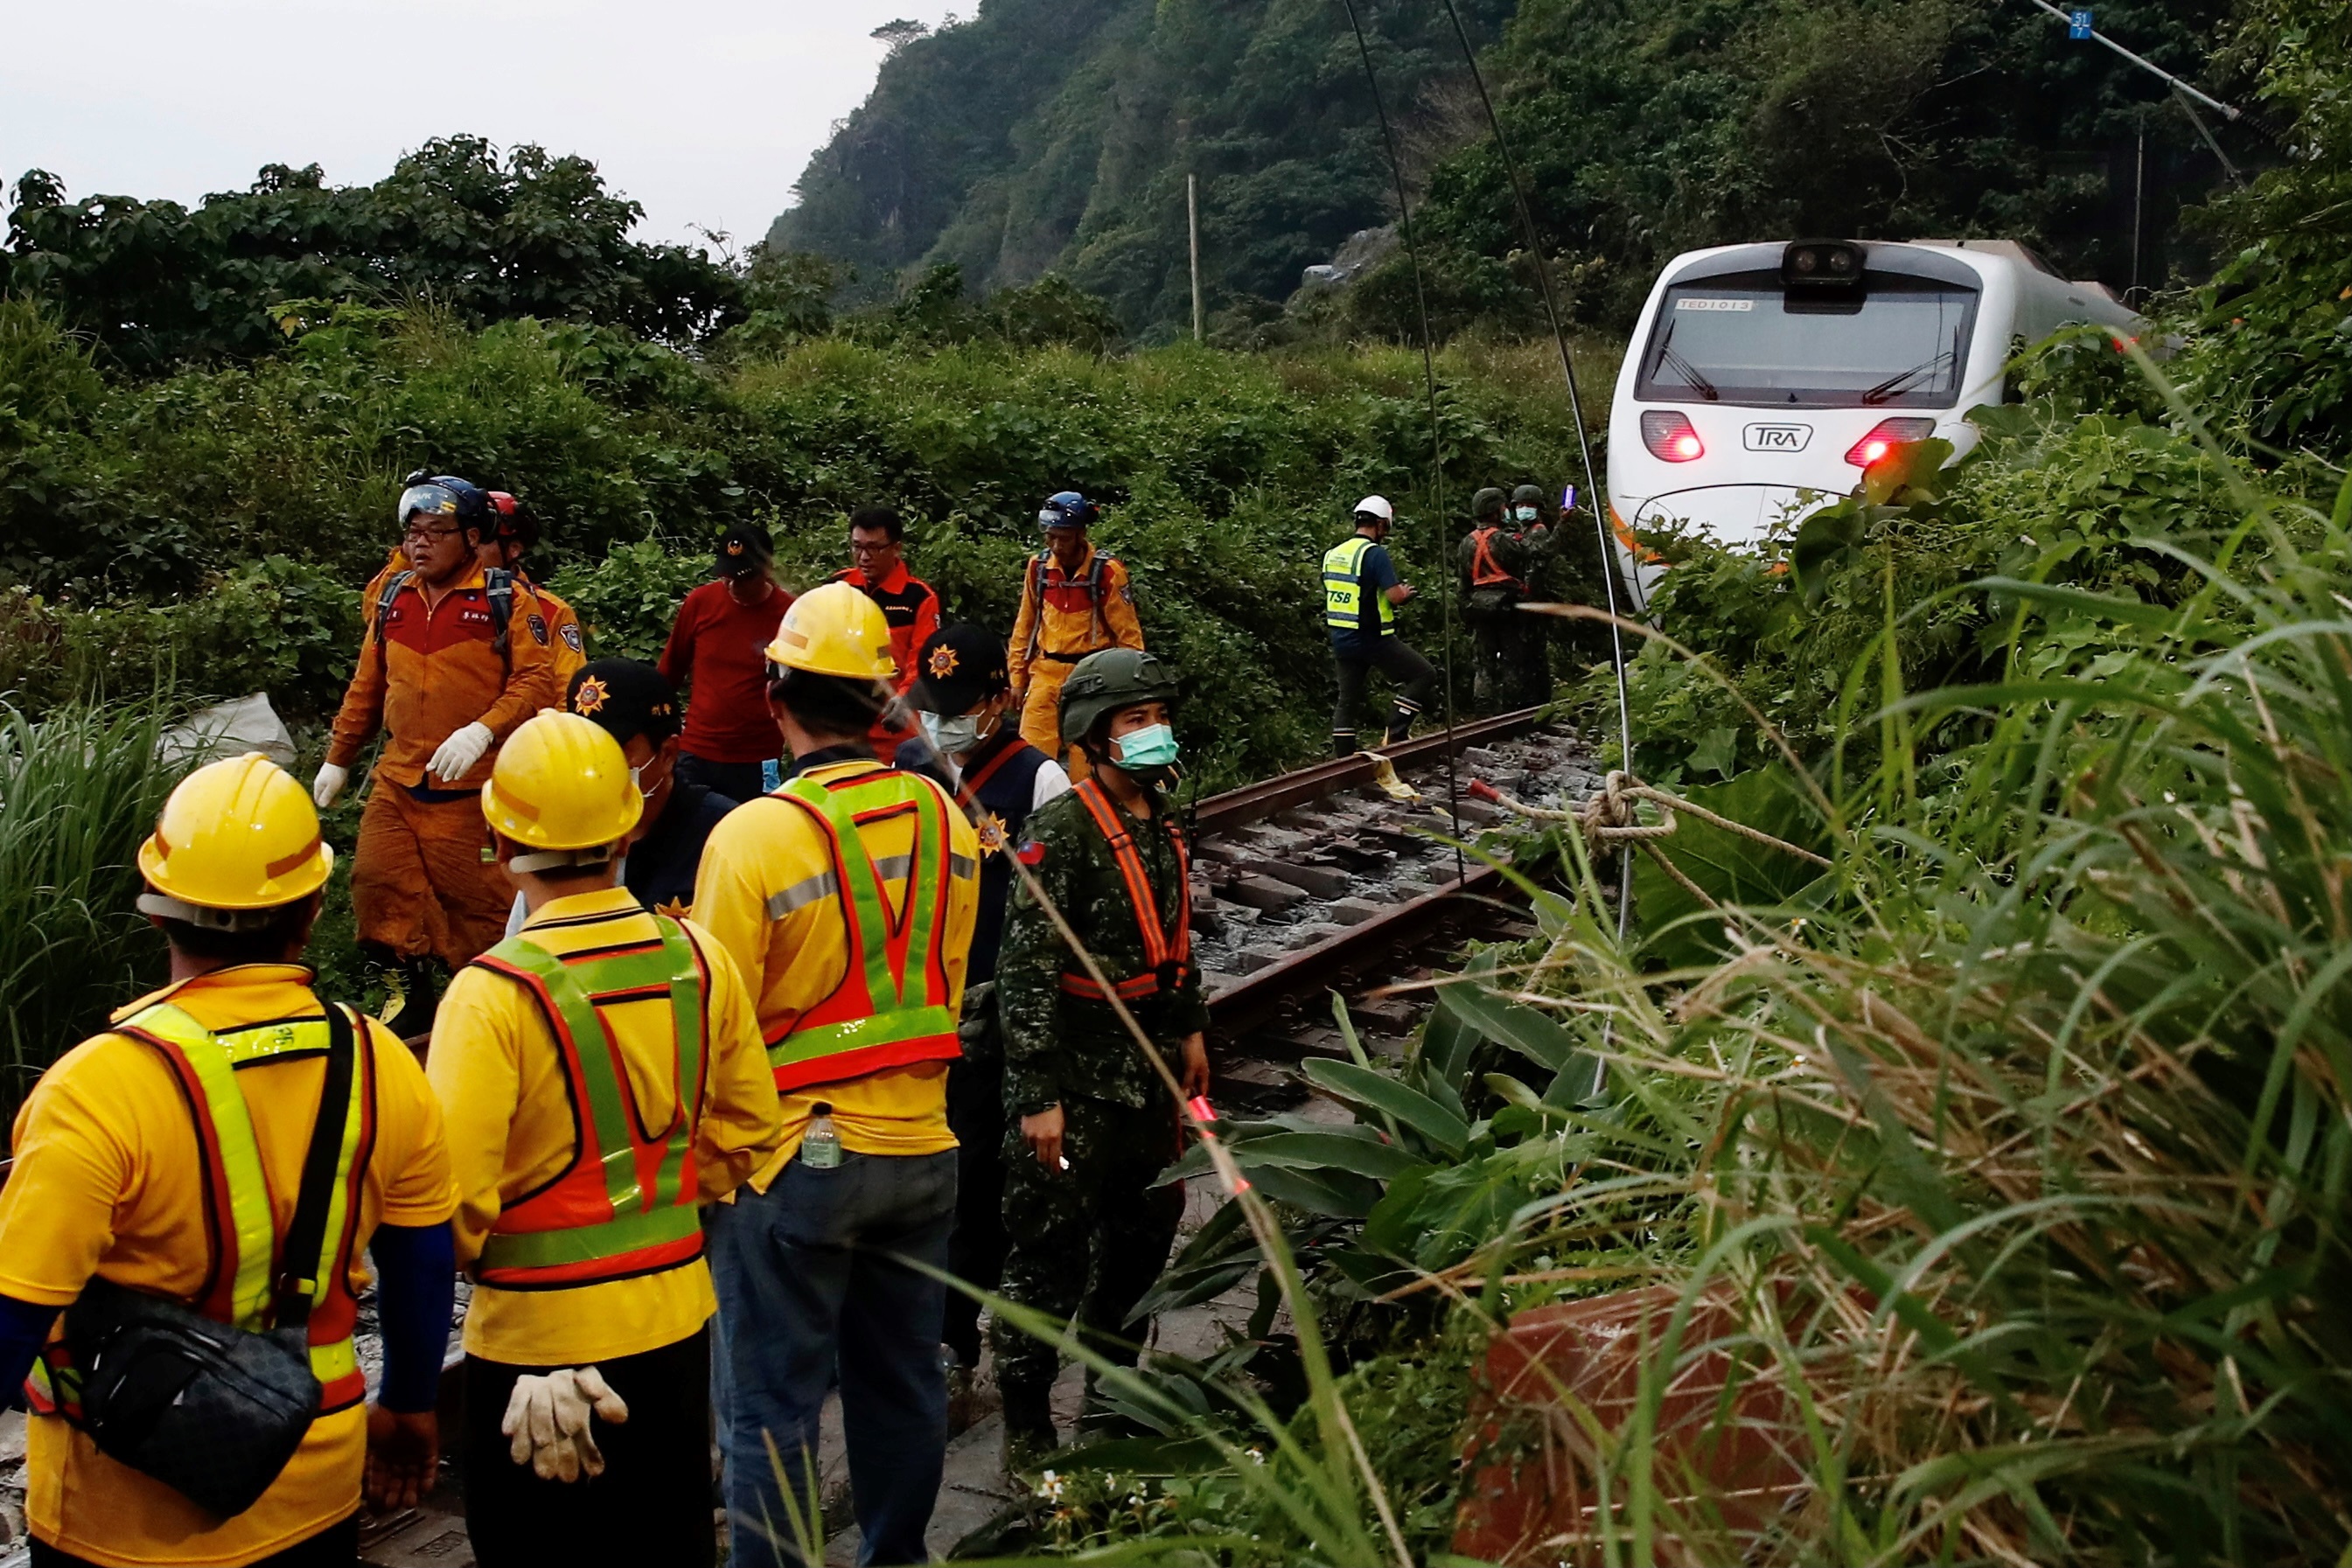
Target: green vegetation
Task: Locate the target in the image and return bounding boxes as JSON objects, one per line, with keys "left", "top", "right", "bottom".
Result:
{"left": 986, "top": 3, "right": 2352, "bottom": 1561}
{"left": 778, "top": 0, "right": 2251, "bottom": 339}
{"left": 772, "top": 0, "right": 1511, "bottom": 333}
{"left": 0, "top": 700, "right": 182, "bottom": 1115}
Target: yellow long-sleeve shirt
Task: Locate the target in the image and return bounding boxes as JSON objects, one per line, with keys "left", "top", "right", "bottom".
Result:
{"left": 691, "top": 753, "right": 982, "bottom": 1188}
{"left": 427, "top": 887, "right": 780, "bottom": 1365}
{"left": 1005, "top": 542, "right": 1144, "bottom": 697}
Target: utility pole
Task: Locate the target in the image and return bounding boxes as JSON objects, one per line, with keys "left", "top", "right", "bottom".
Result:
{"left": 1187, "top": 172, "right": 1204, "bottom": 342}
{"left": 2130, "top": 120, "right": 2146, "bottom": 303}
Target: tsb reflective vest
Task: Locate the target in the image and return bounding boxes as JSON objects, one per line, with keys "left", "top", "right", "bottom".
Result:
{"left": 1323, "top": 536, "right": 1395, "bottom": 636}
{"left": 766, "top": 768, "right": 974, "bottom": 1091}
{"left": 471, "top": 920, "right": 708, "bottom": 1289}
{"left": 26, "top": 1003, "right": 374, "bottom": 1418}
{"left": 1058, "top": 780, "right": 1192, "bottom": 1002}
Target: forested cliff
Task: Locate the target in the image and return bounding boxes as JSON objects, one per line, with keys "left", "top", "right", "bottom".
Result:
{"left": 774, "top": 0, "right": 2252, "bottom": 338}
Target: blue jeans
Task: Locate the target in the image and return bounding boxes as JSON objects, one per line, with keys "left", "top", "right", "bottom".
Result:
{"left": 708, "top": 1148, "right": 957, "bottom": 1567}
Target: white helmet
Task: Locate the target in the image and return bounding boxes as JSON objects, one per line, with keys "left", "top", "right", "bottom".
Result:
{"left": 1352, "top": 495, "right": 1394, "bottom": 524}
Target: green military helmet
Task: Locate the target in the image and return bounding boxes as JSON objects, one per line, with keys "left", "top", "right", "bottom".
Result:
{"left": 1511, "top": 484, "right": 1545, "bottom": 508}
{"left": 1470, "top": 486, "right": 1506, "bottom": 521}
{"left": 1059, "top": 647, "right": 1180, "bottom": 746}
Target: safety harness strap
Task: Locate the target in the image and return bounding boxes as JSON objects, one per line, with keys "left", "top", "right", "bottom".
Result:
{"left": 1059, "top": 780, "right": 1191, "bottom": 1000}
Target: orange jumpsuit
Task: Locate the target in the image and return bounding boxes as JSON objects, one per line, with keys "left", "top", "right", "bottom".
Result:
{"left": 366, "top": 550, "right": 583, "bottom": 693}
{"left": 327, "top": 565, "right": 559, "bottom": 966}
{"left": 1005, "top": 542, "right": 1143, "bottom": 779}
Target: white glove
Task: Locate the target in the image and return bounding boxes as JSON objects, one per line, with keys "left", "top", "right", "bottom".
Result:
{"left": 426, "top": 721, "right": 495, "bottom": 785}
{"left": 311, "top": 763, "right": 349, "bottom": 810}
{"left": 501, "top": 1366, "right": 630, "bottom": 1482}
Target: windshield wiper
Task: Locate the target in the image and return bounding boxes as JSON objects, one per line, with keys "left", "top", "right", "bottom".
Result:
{"left": 1652, "top": 320, "right": 1720, "bottom": 401}
{"left": 1860, "top": 327, "right": 1963, "bottom": 405}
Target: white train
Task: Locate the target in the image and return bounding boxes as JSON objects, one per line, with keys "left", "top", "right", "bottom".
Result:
{"left": 1605, "top": 238, "right": 2140, "bottom": 608}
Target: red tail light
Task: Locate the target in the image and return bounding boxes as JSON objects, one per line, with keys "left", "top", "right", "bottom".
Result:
{"left": 1640, "top": 410, "right": 1705, "bottom": 463}
{"left": 1844, "top": 418, "right": 1936, "bottom": 467}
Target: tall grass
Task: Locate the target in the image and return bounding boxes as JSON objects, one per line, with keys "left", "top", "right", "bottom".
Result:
{"left": 1017, "top": 428, "right": 2352, "bottom": 1561}
{"left": 0, "top": 699, "right": 183, "bottom": 1135}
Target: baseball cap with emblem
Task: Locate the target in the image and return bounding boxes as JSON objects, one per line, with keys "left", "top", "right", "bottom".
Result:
{"left": 566, "top": 659, "right": 682, "bottom": 746}
{"left": 907, "top": 624, "right": 1011, "bottom": 716}
{"left": 715, "top": 521, "right": 773, "bottom": 579}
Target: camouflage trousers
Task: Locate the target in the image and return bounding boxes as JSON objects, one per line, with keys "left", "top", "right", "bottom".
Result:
{"left": 990, "top": 1096, "right": 1185, "bottom": 1418}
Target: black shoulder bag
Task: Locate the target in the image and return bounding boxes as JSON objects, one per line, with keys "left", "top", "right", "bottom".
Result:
{"left": 63, "top": 1003, "right": 359, "bottom": 1520}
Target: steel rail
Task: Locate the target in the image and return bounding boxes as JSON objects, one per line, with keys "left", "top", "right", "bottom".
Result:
{"left": 1207, "top": 863, "right": 1508, "bottom": 1036}
{"left": 1192, "top": 705, "right": 1547, "bottom": 835}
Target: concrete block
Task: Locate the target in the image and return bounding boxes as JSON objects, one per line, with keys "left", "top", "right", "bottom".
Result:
{"left": 1221, "top": 875, "right": 1309, "bottom": 913}
{"left": 1258, "top": 861, "right": 1351, "bottom": 899}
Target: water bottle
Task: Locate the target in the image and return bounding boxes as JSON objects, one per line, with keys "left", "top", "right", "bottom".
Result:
{"left": 802, "top": 1103, "right": 841, "bottom": 1170}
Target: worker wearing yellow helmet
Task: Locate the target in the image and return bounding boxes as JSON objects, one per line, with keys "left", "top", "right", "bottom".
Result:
{"left": 691, "top": 582, "right": 982, "bottom": 1566}
{"left": 0, "top": 754, "right": 458, "bottom": 1568}
{"left": 425, "top": 711, "right": 780, "bottom": 1567}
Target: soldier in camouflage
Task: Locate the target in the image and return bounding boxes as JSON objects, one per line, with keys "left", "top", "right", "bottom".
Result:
{"left": 991, "top": 647, "right": 1211, "bottom": 1472}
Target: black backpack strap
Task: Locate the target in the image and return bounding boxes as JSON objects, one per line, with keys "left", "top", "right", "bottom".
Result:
{"left": 274, "top": 1005, "right": 358, "bottom": 1330}
{"left": 373, "top": 569, "right": 415, "bottom": 676}
{"left": 484, "top": 567, "right": 515, "bottom": 674}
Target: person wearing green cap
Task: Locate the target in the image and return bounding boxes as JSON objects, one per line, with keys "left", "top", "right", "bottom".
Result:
{"left": 991, "top": 646, "right": 1209, "bottom": 1475}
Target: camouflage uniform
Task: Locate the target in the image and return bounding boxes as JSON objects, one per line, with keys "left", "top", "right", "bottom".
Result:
{"left": 1458, "top": 522, "right": 1531, "bottom": 711}
{"left": 991, "top": 783, "right": 1203, "bottom": 1431}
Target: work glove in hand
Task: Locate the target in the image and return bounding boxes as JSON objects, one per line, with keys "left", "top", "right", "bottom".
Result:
{"left": 426, "top": 721, "right": 494, "bottom": 785}
{"left": 312, "top": 763, "right": 350, "bottom": 810}
{"left": 501, "top": 1366, "right": 631, "bottom": 1482}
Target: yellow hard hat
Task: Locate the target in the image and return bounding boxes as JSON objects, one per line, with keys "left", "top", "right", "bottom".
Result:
{"left": 764, "top": 581, "right": 897, "bottom": 680}
{"left": 136, "top": 753, "right": 333, "bottom": 929}
{"left": 481, "top": 710, "right": 643, "bottom": 864}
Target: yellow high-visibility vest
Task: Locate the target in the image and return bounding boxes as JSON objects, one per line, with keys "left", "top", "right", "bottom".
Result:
{"left": 1323, "top": 536, "right": 1395, "bottom": 635}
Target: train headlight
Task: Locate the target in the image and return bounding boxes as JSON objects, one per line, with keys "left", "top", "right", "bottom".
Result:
{"left": 1844, "top": 418, "right": 1936, "bottom": 466}
{"left": 1639, "top": 409, "right": 1706, "bottom": 463}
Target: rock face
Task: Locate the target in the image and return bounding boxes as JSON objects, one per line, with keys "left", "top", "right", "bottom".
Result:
{"left": 1299, "top": 226, "right": 1399, "bottom": 292}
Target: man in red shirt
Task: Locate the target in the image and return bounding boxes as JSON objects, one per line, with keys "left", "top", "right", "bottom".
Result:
{"left": 833, "top": 505, "right": 940, "bottom": 759}
{"left": 660, "top": 523, "right": 793, "bottom": 803}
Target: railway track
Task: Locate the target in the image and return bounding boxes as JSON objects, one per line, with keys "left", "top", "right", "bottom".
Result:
{"left": 1190, "top": 707, "right": 1595, "bottom": 1113}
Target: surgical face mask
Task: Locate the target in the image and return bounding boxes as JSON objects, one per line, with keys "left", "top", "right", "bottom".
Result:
{"left": 1114, "top": 723, "right": 1180, "bottom": 769}
{"left": 922, "top": 710, "right": 984, "bottom": 757}
{"left": 1514, "top": 505, "right": 1539, "bottom": 524}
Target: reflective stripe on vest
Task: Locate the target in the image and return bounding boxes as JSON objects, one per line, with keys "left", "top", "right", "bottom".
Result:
{"left": 26, "top": 1003, "right": 375, "bottom": 1418}
{"left": 1323, "top": 536, "right": 1394, "bottom": 634}
{"left": 765, "top": 768, "right": 968, "bottom": 1090}
{"left": 471, "top": 920, "right": 708, "bottom": 1289}
{"left": 1057, "top": 780, "right": 1193, "bottom": 1001}
{"left": 1469, "top": 527, "right": 1524, "bottom": 592}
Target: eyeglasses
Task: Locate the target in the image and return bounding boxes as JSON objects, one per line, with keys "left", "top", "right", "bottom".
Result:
{"left": 849, "top": 540, "right": 895, "bottom": 555}
{"left": 403, "top": 520, "right": 463, "bottom": 541}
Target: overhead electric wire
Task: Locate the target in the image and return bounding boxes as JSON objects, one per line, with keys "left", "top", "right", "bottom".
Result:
{"left": 1431, "top": 0, "right": 1635, "bottom": 957}
{"left": 1337, "top": 0, "right": 1464, "bottom": 886}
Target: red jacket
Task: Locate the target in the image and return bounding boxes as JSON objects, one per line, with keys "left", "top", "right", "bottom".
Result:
{"left": 660, "top": 580, "right": 795, "bottom": 764}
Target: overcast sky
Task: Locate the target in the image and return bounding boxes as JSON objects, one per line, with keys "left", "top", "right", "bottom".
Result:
{"left": 1, "top": 0, "right": 962, "bottom": 253}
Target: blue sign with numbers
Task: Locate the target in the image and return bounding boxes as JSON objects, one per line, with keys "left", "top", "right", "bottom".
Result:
{"left": 2069, "top": 8, "right": 2093, "bottom": 38}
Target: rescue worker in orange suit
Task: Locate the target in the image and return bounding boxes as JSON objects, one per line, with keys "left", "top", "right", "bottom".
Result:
{"left": 832, "top": 505, "right": 940, "bottom": 762}
{"left": 1456, "top": 486, "right": 1531, "bottom": 712}
{"left": 693, "top": 583, "right": 981, "bottom": 1568}
{"left": 318, "top": 474, "right": 559, "bottom": 1037}
{"left": 429, "top": 711, "right": 781, "bottom": 1568}
{"left": 485, "top": 491, "right": 588, "bottom": 689}
{"left": 0, "top": 753, "right": 458, "bottom": 1568}
{"left": 1005, "top": 491, "right": 1143, "bottom": 781}
{"left": 355, "top": 492, "right": 584, "bottom": 689}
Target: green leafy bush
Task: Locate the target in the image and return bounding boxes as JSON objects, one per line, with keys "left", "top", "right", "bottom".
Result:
{"left": 0, "top": 700, "right": 185, "bottom": 1131}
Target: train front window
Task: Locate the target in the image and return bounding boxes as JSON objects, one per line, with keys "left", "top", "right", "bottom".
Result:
{"left": 1636, "top": 271, "right": 1980, "bottom": 408}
